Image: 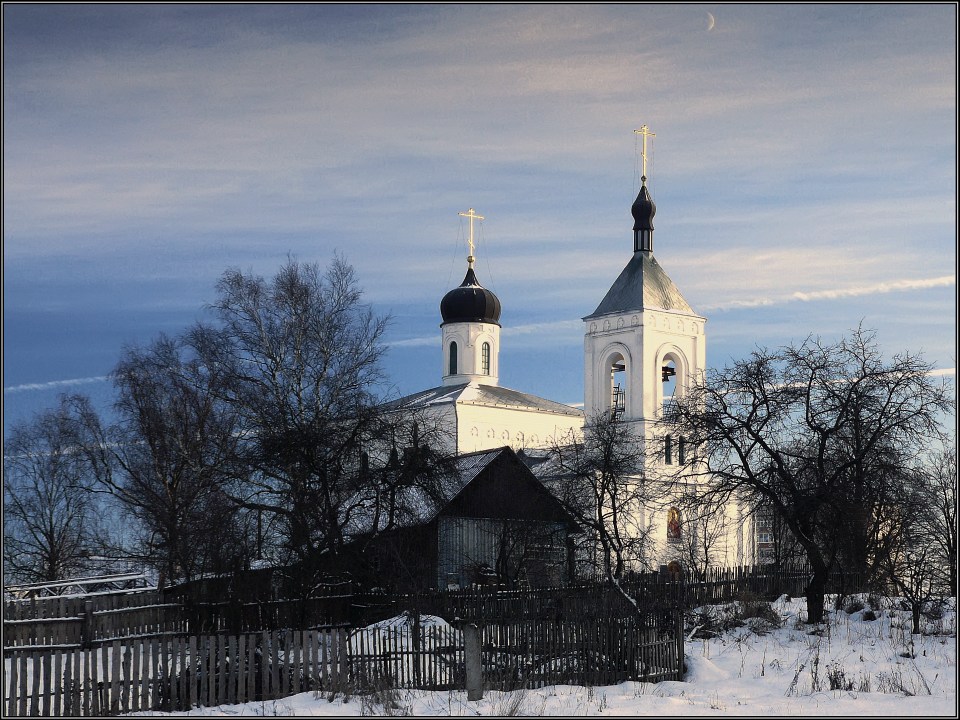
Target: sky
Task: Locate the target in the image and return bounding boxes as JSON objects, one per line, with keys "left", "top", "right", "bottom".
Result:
{"left": 3, "top": 4, "right": 957, "bottom": 440}
{"left": 129, "top": 595, "right": 954, "bottom": 716}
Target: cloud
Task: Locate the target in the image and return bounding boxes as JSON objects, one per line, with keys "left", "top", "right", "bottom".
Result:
{"left": 4, "top": 376, "right": 110, "bottom": 394}
{"left": 789, "top": 276, "right": 955, "bottom": 302}
{"left": 700, "top": 276, "right": 954, "bottom": 312}
{"left": 386, "top": 318, "right": 584, "bottom": 350}
{"left": 386, "top": 336, "right": 440, "bottom": 349}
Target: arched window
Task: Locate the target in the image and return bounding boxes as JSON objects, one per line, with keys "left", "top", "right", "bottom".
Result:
{"left": 449, "top": 341, "right": 458, "bottom": 375}
{"left": 667, "top": 508, "right": 682, "bottom": 541}
{"left": 609, "top": 353, "right": 626, "bottom": 420}
{"left": 481, "top": 342, "right": 491, "bottom": 375}
{"left": 664, "top": 434, "right": 673, "bottom": 464}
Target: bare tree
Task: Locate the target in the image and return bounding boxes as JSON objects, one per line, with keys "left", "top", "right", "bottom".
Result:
{"left": 96, "top": 333, "right": 251, "bottom": 588}
{"left": 673, "top": 494, "right": 735, "bottom": 581}
{"left": 752, "top": 497, "right": 806, "bottom": 568}
{"left": 190, "top": 256, "right": 431, "bottom": 596}
{"left": 547, "top": 411, "right": 653, "bottom": 585}
{"left": 879, "top": 480, "right": 943, "bottom": 635}
{"left": 3, "top": 395, "right": 108, "bottom": 584}
{"left": 914, "top": 444, "right": 957, "bottom": 596}
{"left": 662, "top": 328, "right": 953, "bottom": 624}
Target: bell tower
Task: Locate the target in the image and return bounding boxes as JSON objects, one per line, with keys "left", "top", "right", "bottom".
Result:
{"left": 582, "top": 127, "right": 706, "bottom": 453}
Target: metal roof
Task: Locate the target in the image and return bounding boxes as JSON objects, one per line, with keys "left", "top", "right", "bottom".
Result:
{"left": 584, "top": 251, "right": 695, "bottom": 319}
{"left": 387, "top": 382, "right": 583, "bottom": 418}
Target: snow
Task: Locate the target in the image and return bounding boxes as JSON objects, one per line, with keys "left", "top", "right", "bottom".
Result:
{"left": 361, "top": 613, "right": 452, "bottom": 632}
{"left": 126, "top": 593, "right": 957, "bottom": 716}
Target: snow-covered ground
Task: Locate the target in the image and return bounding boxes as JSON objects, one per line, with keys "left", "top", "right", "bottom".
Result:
{"left": 130, "top": 593, "right": 957, "bottom": 716}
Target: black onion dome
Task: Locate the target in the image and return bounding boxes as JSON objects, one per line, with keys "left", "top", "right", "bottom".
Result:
{"left": 440, "top": 267, "right": 502, "bottom": 326}
{"left": 631, "top": 180, "right": 656, "bottom": 233}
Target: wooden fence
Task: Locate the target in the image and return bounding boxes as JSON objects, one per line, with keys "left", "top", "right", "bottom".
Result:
{"left": 3, "top": 591, "right": 163, "bottom": 621}
{"left": 4, "top": 628, "right": 349, "bottom": 716}
{"left": 476, "top": 617, "right": 682, "bottom": 689}
{"left": 4, "top": 564, "right": 864, "bottom": 649}
{"left": 2, "top": 603, "right": 188, "bottom": 649}
{"left": 682, "top": 565, "right": 867, "bottom": 606}
{"left": 2, "top": 596, "right": 351, "bottom": 649}
{"left": 352, "top": 577, "right": 685, "bottom": 626}
{"left": 3, "top": 616, "right": 683, "bottom": 716}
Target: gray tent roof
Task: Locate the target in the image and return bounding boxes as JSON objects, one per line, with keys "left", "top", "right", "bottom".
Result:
{"left": 584, "top": 251, "right": 695, "bottom": 319}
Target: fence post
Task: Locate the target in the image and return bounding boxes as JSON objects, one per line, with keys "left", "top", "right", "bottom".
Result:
{"left": 675, "top": 608, "right": 685, "bottom": 681}
{"left": 463, "top": 624, "right": 483, "bottom": 701}
{"left": 81, "top": 600, "right": 94, "bottom": 649}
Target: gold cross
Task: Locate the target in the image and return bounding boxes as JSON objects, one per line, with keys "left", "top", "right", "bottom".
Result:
{"left": 458, "top": 208, "right": 484, "bottom": 266}
{"left": 634, "top": 124, "right": 656, "bottom": 180}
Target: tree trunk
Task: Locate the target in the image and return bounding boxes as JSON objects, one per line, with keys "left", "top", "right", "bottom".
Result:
{"left": 804, "top": 555, "right": 829, "bottom": 624}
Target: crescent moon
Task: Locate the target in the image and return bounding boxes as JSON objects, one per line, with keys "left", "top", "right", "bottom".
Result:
{"left": 707, "top": 12, "right": 715, "bottom": 31}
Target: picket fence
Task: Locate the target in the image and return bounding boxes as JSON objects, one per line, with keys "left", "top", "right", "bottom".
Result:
{"left": 3, "top": 616, "right": 682, "bottom": 716}
{"left": 4, "top": 627, "right": 348, "bottom": 717}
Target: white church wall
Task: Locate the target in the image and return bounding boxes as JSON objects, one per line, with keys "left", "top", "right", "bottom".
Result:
{"left": 455, "top": 403, "right": 583, "bottom": 454}
{"left": 442, "top": 322, "right": 501, "bottom": 386}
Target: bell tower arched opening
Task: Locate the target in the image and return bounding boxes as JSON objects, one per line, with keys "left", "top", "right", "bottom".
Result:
{"left": 661, "top": 357, "right": 677, "bottom": 413}
{"left": 608, "top": 351, "right": 627, "bottom": 421}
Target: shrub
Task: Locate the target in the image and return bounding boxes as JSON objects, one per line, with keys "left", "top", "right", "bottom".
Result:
{"left": 844, "top": 599, "right": 864, "bottom": 615}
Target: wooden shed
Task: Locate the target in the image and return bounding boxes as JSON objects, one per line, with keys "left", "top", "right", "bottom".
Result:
{"left": 349, "top": 445, "right": 578, "bottom": 591}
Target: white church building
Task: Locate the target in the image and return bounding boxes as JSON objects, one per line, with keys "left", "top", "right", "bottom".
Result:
{"left": 390, "top": 133, "right": 755, "bottom": 572}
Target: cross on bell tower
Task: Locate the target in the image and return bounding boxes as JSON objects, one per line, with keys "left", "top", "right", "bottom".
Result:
{"left": 634, "top": 124, "right": 656, "bottom": 182}
{"left": 631, "top": 125, "right": 657, "bottom": 253}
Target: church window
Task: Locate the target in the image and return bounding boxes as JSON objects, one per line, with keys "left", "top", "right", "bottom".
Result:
{"left": 678, "top": 436, "right": 686, "bottom": 464}
{"left": 664, "top": 435, "right": 673, "bottom": 464}
{"left": 449, "top": 342, "right": 458, "bottom": 375}
{"left": 667, "top": 508, "right": 682, "bottom": 540}
{"left": 481, "top": 342, "right": 491, "bottom": 375}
